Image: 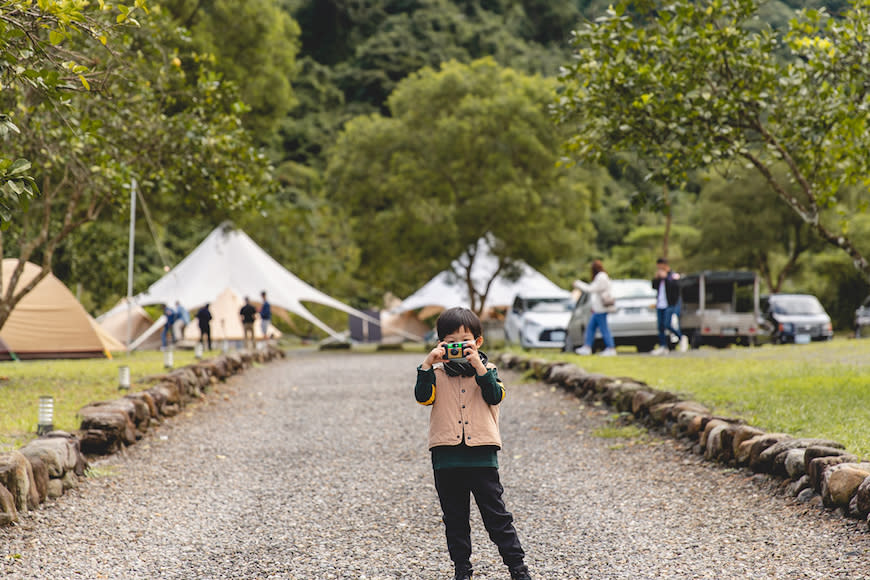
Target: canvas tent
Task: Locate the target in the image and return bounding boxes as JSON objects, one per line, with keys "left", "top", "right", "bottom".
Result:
{"left": 394, "top": 236, "right": 567, "bottom": 319}
{"left": 97, "top": 298, "right": 161, "bottom": 349}
{"left": 107, "top": 223, "right": 378, "bottom": 349}
{"left": 180, "top": 287, "right": 282, "bottom": 343}
{"left": 0, "top": 259, "right": 126, "bottom": 360}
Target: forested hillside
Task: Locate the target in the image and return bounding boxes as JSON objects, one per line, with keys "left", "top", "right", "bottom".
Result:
{"left": 5, "top": 0, "right": 865, "bottom": 333}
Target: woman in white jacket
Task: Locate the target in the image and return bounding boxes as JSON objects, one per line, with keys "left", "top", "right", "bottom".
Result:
{"left": 572, "top": 259, "right": 616, "bottom": 356}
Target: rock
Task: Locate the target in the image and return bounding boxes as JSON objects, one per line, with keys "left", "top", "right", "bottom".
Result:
{"left": 796, "top": 487, "right": 818, "bottom": 504}
{"left": 854, "top": 476, "right": 870, "bottom": 519}
{"left": 804, "top": 446, "right": 854, "bottom": 476}
{"left": 808, "top": 455, "right": 859, "bottom": 494}
{"left": 787, "top": 475, "right": 811, "bottom": 497}
{"left": 61, "top": 471, "right": 79, "bottom": 491}
{"left": 46, "top": 478, "right": 64, "bottom": 499}
{"left": 547, "top": 364, "right": 583, "bottom": 388}
{"left": 126, "top": 391, "right": 158, "bottom": 419}
{"left": 748, "top": 434, "right": 793, "bottom": 472}
{"left": 756, "top": 438, "right": 846, "bottom": 477}
{"left": 607, "top": 381, "right": 646, "bottom": 412}
{"left": 705, "top": 422, "right": 737, "bottom": 463}
{"left": 19, "top": 434, "right": 85, "bottom": 478}
{"left": 731, "top": 426, "right": 765, "bottom": 459}
{"left": 700, "top": 419, "right": 728, "bottom": 448}
{"left": 821, "top": 463, "right": 870, "bottom": 509}
{"left": 649, "top": 402, "right": 677, "bottom": 423}
{"left": 0, "top": 483, "right": 17, "bottom": 526}
{"left": 784, "top": 449, "right": 807, "bottom": 479}
{"left": 0, "top": 451, "right": 32, "bottom": 512}
{"left": 27, "top": 456, "right": 48, "bottom": 506}
{"left": 78, "top": 404, "right": 138, "bottom": 454}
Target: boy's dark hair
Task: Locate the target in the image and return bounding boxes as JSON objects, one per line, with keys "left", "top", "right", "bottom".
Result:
{"left": 436, "top": 307, "right": 482, "bottom": 340}
{"left": 656, "top": 257, "right": 668, "bottom": 265}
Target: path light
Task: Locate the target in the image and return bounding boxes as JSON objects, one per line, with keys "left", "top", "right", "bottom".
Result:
{"left": 118, "top": 365, "right": 131, "bottom": 391}
{"left": 194, "top": 342, "right": 203, "bottom": 359}
{"left": 37, "top": 396, "right": 54, "bottom": 435}
{"left": 164, "top": 348, "right": 174, "bottom": 370}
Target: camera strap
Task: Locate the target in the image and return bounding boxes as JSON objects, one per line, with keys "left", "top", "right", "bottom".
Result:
{"left": 444, "top": 350, "right": 488, "bottom": 377}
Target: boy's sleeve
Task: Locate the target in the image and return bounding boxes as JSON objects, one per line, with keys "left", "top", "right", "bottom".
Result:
{"left": 476, "top": 367, "right": 505, "bottom": 405}
{"left": 415, "top": 365, "right": 436, "bottom": 405}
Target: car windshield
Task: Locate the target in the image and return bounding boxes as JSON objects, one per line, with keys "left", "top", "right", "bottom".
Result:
{"left": 771, "top": 295, "right": 825, "bottom": 315}
{"left": 612, "top": 280, "right": 656, "bottom": 300}
{"left": 527, "top": 297, "right": 574, "bottom": 312}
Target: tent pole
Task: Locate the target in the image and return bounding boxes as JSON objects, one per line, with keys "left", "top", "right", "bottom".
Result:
{"left": 126, "top": 178, "right": 137, "bottom": 350}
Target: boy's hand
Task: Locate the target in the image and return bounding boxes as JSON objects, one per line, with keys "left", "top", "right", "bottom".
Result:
{"left": 462, "top": 342, "right": 487, "bottom": 375}
{"left": 421, "top": 344, "right": 447, "bottom": 370}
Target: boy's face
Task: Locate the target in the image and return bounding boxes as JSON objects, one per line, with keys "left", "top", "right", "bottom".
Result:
{"left": 442, "top": 325, "right": 483, "bottom": 348}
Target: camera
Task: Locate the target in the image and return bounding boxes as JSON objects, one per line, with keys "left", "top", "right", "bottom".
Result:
{"left": 442, "top": 341, "right": 469, "bottom": 362}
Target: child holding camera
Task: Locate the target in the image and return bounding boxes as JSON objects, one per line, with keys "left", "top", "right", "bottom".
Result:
{"left": 414, "top": 307, "right": 532, "bottom": 580}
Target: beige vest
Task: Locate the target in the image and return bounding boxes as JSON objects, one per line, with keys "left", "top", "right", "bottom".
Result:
{"left": 428, "top": 365, "right": 502, "bottom": 449}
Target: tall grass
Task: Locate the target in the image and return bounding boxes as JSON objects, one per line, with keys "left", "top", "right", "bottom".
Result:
{"left": 0, "top": 350, "right": 201, "bottom": 452}
{"left": 509, "top": 339, "right": 870, "bottom": 458}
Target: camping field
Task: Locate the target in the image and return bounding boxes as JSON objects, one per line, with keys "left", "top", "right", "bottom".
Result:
{"left": 505, "top": 338, "right": 870, "bottom": 458}
{"left": 2, "top": 340, "right": 869, "bottom": 459}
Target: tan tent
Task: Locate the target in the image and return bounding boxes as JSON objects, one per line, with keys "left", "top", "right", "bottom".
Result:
{"left": 96, "top": 299, "right": 161, "bottom": 349}
{"left": 0, "top": 260, "right": 125, "bottom": 360}
{"left": 179, "top": 287, "right": 282, "bottom": 344}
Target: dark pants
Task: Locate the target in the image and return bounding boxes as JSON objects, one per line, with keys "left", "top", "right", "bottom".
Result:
{"left": 433, "top": 467, "right": 525, "bottom": 572}
{"left": 657, "top": 305, "right": 682, "bottom": 347}
{"left": 199, "top": 326, "right": 211, "bottom": 350}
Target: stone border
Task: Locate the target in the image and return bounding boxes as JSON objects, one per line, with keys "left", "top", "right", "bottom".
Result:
{"left": 0, "top": 346, "right": 285, "bottom": 526}
{"left": 497, "top": 353, "right": 870, "bottom": 531}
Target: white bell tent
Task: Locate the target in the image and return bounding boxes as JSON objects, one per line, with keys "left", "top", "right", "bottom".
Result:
{"left": 108, "top": 224, "right": 377, "bottom": 348}
{"left": 395, "top": 236, "right": 567, "bottom": 319}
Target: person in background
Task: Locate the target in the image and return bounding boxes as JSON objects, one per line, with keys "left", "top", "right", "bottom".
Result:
{"left": 174, "top": 300, "right": 190, "bottom": 343}
{"left": 196, "top": 303, "right": 213, "bottom": 351}
{"left": 259, "top": 290, "right": 272, "bottom": 340}
{"left": 573, "top": 259, "right": 617, "bottom": 357}
{"left": 652, "top": 257, "right": 688, "bottom": 355}
{"left": 161, "top": 304, "right": 177, "bottom": 349}
{"left": 240, "top": 296, "right": 257, "bottom": 350}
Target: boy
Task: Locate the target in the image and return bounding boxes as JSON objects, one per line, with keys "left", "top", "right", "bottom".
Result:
{"left": 414, "top": 307, "right": 532, "bottom": 580}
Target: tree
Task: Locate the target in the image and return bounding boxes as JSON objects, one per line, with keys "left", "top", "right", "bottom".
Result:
{"left": 325, "top": 58, "right": 593, "bottom": 313}
{"left": 686, "top": 169, "right": 825, "bottom": 292}
{"left": 554, "top": 0, "right": 870, "bottom": 281}
{"left": 0, "top": 6, "right": 271, "bottom": 329}
{"left": 0, "top": 0, "right": 149, "bottom": 222}
{"left": 162, "top": 0, "right": 300, "bottom": 150}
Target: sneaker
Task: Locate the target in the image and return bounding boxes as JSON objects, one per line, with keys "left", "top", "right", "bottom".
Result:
{"left": 651, "top": 345, "right": 668, "bottom": 356}
{"left": 678, "top": 335, "right": 689, "bottom": 352}
{"left": 599, "top": 347, "right": 617, "bottom": 357}
{"left": 509, "top": 564, "right": 532, "bottom": 580}
{"left": 574, "top": 345, "right": 592, "bottom": 356}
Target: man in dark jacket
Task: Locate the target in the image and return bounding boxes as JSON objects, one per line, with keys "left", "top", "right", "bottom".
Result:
{"left": 652, "top": 258, "right": 688, "bottom": 354}
{"left": 196, "top": 304, "right": 213, "bottom": 350}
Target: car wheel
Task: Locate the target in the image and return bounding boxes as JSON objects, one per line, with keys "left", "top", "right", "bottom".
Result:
{"left": 636, "top": 340, "right": 656, "bottom": 353}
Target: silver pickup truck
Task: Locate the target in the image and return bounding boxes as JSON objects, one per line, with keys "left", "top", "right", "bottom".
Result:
{"left": 678, "top": 270, "right": 766, "bottom": 348}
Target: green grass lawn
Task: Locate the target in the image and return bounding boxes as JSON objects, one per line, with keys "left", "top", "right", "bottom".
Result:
{"left": 506, "top": 338, "right": 870, "bottom": 458}
{"left": 0, "top": 350, "right": 203, "bottom": 452}
{"left": 2, "top": 341, "right": 869, "bottom": 460}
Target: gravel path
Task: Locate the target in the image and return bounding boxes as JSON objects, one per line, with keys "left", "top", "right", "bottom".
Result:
{"left": 2, "top": 351, "right": 869, "bottom": 579}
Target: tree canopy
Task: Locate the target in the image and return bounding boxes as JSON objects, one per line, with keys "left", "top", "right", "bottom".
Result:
{"left": 325, "top": 58, "right": 593, "bottom": 312}
{"left": 555, "top": 0, "right": 870, "bottom": 281}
